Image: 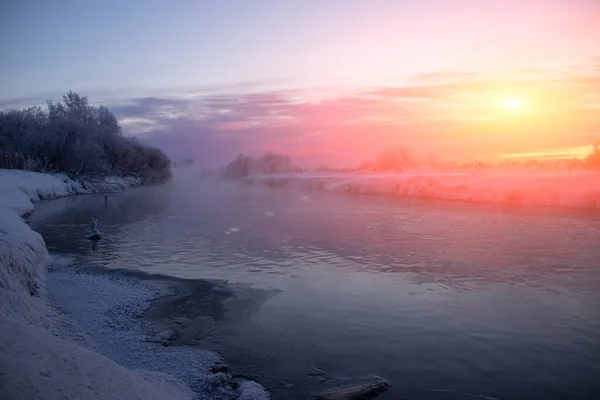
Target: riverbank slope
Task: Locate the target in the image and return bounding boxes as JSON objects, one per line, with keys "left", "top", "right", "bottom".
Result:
{"left": 244, "top": 170, "right": 600, "bottom": 209}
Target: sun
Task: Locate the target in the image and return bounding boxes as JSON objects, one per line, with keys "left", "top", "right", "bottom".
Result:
{"left": 500, "top": 98, "right": 526, "bottom": 110}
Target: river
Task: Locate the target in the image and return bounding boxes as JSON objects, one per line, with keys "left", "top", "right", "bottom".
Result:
{"left": 28, "top": 175, "right": 600, "bottom": 400}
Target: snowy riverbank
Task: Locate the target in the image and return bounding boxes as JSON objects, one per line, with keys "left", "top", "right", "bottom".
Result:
{"left": 0, "top": 169, "right": 268, "bottom": 400}
{"left": 0, "top": 170, "right": 142, "bottom": 216}
{"left": 244, "top": 171, "right": 600, "bottom": 209}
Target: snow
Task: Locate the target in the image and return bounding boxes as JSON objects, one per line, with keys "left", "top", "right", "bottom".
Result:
{"left": 46, "top": 266, "right": 262, "bottom": 399}
{"left": 237, "top": 382, "right": 273, "bottom": 400}
{"left": 245, "top": 171, "right": 600, "bottom": 209}
{"left": 1, "top": 320, "right": 198, "bottom": 400}
{"left": 0, "top": 169, "right": 269, "bottom": 400}
{"left": 0, "top": 169, "right": 141, "bottom": 215}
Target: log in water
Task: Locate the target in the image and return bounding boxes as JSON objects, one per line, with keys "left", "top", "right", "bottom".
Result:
{"left": 313, "top": 377, "right": 390, "bottom": 400}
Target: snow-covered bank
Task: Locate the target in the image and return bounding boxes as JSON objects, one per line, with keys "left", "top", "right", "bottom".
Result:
{"left": 0, "top": 169, "right": 142, "bottom": 216}
{"left": 0, "top": 169, "right": 268, "bottom": 400}
{"left": 245, "top": 171, "right": 600, "bottom": 209}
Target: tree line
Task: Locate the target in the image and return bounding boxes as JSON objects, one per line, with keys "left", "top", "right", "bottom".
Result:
{"left": 222, "top": 152, "right": 302, "bottom": 178}
{"left": 0, "top": 92, "right": 172, "bottom": 184}
{"left": 221, "top": 144, "right": 600, "bottom": 178}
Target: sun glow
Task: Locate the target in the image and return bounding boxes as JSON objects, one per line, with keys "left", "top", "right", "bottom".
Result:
{"left": 500, "top": 97, "right": 526, "bottom": 110}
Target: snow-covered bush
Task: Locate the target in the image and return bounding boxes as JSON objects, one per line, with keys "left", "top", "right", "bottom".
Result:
{"left": 0, "top": 92, "right": 172, "bottom": 184}
{"left": 357, "top": 145, "right": 600, "bottom": 173}
{"left": 374, "top": 147, "right": 417, "bottom": 172}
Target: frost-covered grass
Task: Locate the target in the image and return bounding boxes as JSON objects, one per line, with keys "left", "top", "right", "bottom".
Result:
{"left": 245, "top": 170, "right": 600, "bottom": 209}
{"left": 0, "top": 169, "right": 268, "bottom": 400}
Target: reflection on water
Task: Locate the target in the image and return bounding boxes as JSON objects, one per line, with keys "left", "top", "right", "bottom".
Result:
{"left": 29, "top": 178, "right": 600, "bottom": 400}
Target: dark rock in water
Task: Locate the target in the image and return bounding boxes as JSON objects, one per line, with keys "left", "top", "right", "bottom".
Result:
{"left": 147, "top": 329, "right": 175, "bottom": 346}
{"left": 209, "top": 358, "right": 229, "bottom": 373}
{"left": 313, "top": 377, "right": 390, "bottom": 400}
{"left": 157, "top": 329, "right": 175, "bottom": 340}
{"left": 210, "top": 362, "right": 229, "bottom": 373}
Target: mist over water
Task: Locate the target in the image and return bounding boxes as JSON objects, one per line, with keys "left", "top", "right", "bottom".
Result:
{"left": 30, "top": 172, "right": 600, "bottom": 399}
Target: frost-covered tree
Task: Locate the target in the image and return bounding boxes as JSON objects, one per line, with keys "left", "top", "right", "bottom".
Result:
{"left": 223, "top": 154, "right": 254, "bottom": 178}
{"left": 250, "top": 152, "right": 292, "bottom": 175}
{"left": 0, "top": 92, "right": 172, "bottom": 184}
{"left": 585, "top": 144, "right": 600, "bottom": 169}
{"left": 222, "top": 152, "right": 295, "bottom": 178}
{"left": 374, "top": 148, "right": 417, "bottom": 172}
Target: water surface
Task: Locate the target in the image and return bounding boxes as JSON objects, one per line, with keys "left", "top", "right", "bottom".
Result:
{"left": 30, "top": 177, "right": 600, "bottom": 399}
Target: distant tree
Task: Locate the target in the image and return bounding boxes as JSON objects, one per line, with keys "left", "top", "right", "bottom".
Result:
{"left": 223, "top": 154, "right": 254, "bottom": 178}
{"left": 565, "top": 157, "right": 584, "bottom": 171}
{"left": 251, "top": 152, "right": 292, "bottom": 174}
{"left": 374, "top": 147, "right": 417, "bottom": 172}
{"left": 425, "top": 155, "right": 454, "bottom": 171}
{"left": 585, "top": 144, "right": 600, "bottom": 169}
{"left": 357, "top": 161, "right": 376, "bottom": 173}
{"left": 222, "top": 152, "right": 296, "bottom": 178}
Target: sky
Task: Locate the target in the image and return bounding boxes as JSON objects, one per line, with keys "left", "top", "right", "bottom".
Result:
{"left": 2, "top": 0, "right": 600, "bottom": 167}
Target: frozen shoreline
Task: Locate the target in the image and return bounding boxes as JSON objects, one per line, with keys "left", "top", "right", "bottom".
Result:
{"left": 244, "top": 170, "right": 600, "bottom": 210}
{"left": 0, "top": 169, "right": 268, "bottom": 400}
{"left": 46, "top": 262, "right": 268, "bottom": 400}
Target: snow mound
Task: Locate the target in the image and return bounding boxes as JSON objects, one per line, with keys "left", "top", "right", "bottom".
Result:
{"left": 245, "top": 171, "right": 600, "bottom": 209}
{"left": 236, "top": 382, "right": 272, "bottom": 400}
{"left": 1, "top": 318, "right": 196, "bottom": 400}
{"left": 0, "top": 169, "right": 268, "bottom": 400}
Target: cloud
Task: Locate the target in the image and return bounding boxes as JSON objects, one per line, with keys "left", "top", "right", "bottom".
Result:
{"left": 0, "top": 94, "right": 51, "bottom": 109}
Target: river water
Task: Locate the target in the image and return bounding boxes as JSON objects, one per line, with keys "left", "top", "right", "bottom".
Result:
{"left": 29, "top": 176, "right": 600, "bottom": 399}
